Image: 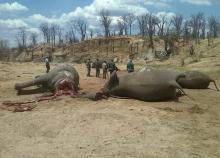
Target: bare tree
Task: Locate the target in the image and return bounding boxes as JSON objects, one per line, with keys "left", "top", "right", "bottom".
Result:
{"left": 57, "top": 25, "right": 63, "bottom": 44}
{"left": 50, "top": 24, "right": 59, "bottom": 46}
{"left": 120, "top": 14, "right": 135, "bottom": 36}
{"left": 162, "top": 19, "right": 172, "bottom": 53}
{"left": 71, "top": 19, "right": 87, "bottom": 41}
{"left": 157, "top": 14, "right": 167, "bottom": 37}
{"left": 137, "top": 13, "right": 159, "bottom": 47}
{"left": 190, "top": 14, "right": 198, "bottom": 40}
{"left": 201, "top": 17, "right": 206, "bottom": 39}
{"left": 117, "top": 19, "right": 124, "bottom": 36}
{"left": 16, "top": 27, "right": 27, "bottom": 49}
{"left": 137, "top": 15, "right": 146, "bottom": 37}
{"left": 0, "top": 39, "right": 9, "bottom": 60}
{"left": 171, "top": 14, "right": 183, "bottom": 39}
{"left": 65, "top": 29, "right": 78, "bottom": 44}
{"left": 127, "top": 13, "right": 135, "bottom": 35}
{"left": 99, "top": 9, "right": 112, "bottom": 37}
{"left": 89, "top": 29, "right": 94, "bottom": 39}
{"left": 40, "top": 23, "right": 50, "bottom": 43}
{"left": 0, "top": 39, "right": 9, "bottom": 53}
{"left": 190, "top": 12, "right": 205, "bottom": 43}
{"left": 144, "top": 13, "right": 159, "bottom": 48}
{"left": 218, "top": 22, "right": 220, "bottom": 37}
{"left": 30, "top": 33, "right": 38, "bottom": 46}
{"left": 197, "top": 13, "right": 206, "bottom": 40}
{"left": 121, "top": 15, "right": 128, "bottom": 35}
{"left": 183, "top": 20, "right": 190, "bottom": 43}
{"left": 208, "top": 16, "right": 218, "bottom": 38}
{"left": 67, "top": 21, "right": 77, "bottom": 43}
{"left": 65, "top": 32, "right": 71, "bottom": 44}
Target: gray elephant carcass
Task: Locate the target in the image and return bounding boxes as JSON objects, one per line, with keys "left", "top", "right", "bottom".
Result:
{"left": 102, "top": 68, "right": 186, "bottom": 102}
{"left": 15, "top": 64, "right": 80, "bottom": 95}
{"left": 177, "top": 71, "right": 219, "bottom": 91}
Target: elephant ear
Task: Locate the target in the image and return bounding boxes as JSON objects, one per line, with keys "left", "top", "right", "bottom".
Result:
{"left": 104, "top": 71, "right": 119, "bottom": 91}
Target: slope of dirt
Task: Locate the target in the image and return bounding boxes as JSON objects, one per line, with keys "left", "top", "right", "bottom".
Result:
{"left": 0, "top": 59, "right": 220, "bottom": 158}
{"left": 15, "top": 36, "right": 165, "bottom": 63}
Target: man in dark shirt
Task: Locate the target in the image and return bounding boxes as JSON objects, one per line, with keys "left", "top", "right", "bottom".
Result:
{"left": 127, "top": 59, "right": 134, "bottom": 73}
{"left": 108, "top": 59, "right": 116, "bottom": 75}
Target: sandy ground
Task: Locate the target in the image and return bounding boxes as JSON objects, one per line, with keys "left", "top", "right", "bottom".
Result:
{"left": 0, "top": 62, "right": 220, "bottom": 158}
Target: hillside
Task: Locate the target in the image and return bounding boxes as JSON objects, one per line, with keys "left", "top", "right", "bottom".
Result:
{"left": 15, "top": 36, "right": 164, "bottom": 62}
{"left": 11, "top": 36, "right": 220, "bottom": 81}
{"left": 143, "top": 38, "right": 220, "bottom": 77}
{"left": 14, "top": 36, "right": 220, "bottom": 68}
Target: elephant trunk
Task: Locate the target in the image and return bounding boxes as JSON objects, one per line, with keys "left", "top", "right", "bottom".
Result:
{"left": 15, "top": 76, "right": 47, "bottom": 91}
{"left": 15, "top": 80, "right": 36, "bottom": 90}
{"left": 103, "top": 70, "right": 119, "bottom": 92}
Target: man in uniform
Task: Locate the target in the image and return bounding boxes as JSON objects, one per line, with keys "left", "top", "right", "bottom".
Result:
{"left": 45, "top": 57, "right": 50, "bottom": 73}
{"left": 108, "top": 59, "right": 116, "bottom": 75}
{"left": 127, "top": 59, "right": 134, "bottom": 73}
{"left": 189, "top": 44, "right": 194, "bottom": 56}
{"left": 95, "top": 58, "right": 100, "bottom": 77}
{"left": 102, "top": 61, "right": 108, "bottom": 79}
{"left": 86, "top": 59, "right": 91, "bottom": 77}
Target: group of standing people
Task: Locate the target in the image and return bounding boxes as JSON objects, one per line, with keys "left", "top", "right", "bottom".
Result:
{"left": 86, "top": 59, "right": 117, "bottom": 79}
{"left": 86, "top": 58, "right": 135, "bottom": 79}
{"left": 44, "top": 56, "right": 134, "bottom": 78}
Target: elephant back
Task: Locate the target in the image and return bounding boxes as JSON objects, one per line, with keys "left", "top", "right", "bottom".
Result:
{"left": 177, "top": 71, "right": 211, "bottom": 89}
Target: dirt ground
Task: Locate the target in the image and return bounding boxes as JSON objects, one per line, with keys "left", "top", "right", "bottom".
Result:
{"left": 0, "top": 61, "right": 220, "bottom": 158}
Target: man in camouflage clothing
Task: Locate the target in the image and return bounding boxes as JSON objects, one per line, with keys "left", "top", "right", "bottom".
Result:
{"left": 108, "top": 59, "right": 116, "bottom": 75}
{"left": 189, "top": 44, "right": 195, "bottom": 56}
{"left": 127, "top": 59, "right": 134, "bottom": 73}
{"left": 102, "top": 61, "right": 108, "bottom": 79}
{"left": 86, "top": 59, "right": 91, "bottom": 77}
{"left": 45, "top": 57, "right": 50, "bottom": 73}
{"left": 95, "top": 59, "right": 100, "bottom": 77}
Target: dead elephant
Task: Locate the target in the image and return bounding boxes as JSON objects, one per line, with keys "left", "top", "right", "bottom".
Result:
{"left": 15, "top": 64, "right": 80, "bottom": 95}
{"left": 1, "top": 64, "right": 80, "bottom": 112}
{"left": 177, "top": 71, "right": 219, "bottom": 91}
{"left": 95, "top": 68, "right": 188, "bottom": 102}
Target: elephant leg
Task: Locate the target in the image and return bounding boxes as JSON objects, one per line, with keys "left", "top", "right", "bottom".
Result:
{"left": 211, "top": 80, "right": 219, "bottom": 91}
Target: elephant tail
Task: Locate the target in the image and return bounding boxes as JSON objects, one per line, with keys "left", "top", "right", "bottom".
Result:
{"left": 169, "top": 81, "right": 195, "bottom": 101}
{"left": 110, "top": 94, "right": 130, "bottom": 99}
{"left": 210, "top": 79, "right": 219, "bottom": 91}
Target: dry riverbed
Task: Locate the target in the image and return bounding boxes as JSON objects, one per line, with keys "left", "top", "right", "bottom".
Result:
{"left": 0, "top": 62, "right": 220, "bottom": 158}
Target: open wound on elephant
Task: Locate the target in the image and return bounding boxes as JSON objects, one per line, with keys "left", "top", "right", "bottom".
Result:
{"left": 55, "top": 78, "right": 77, "bottom": 97}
